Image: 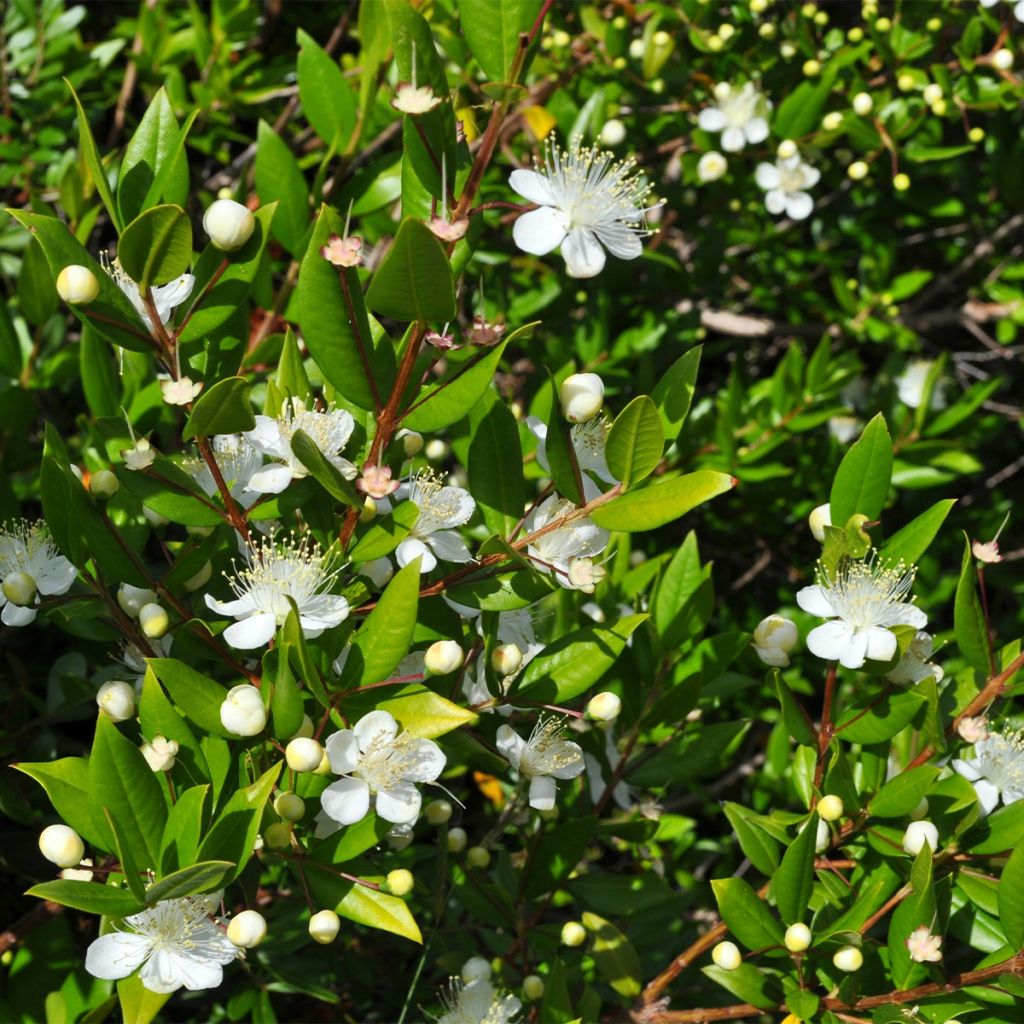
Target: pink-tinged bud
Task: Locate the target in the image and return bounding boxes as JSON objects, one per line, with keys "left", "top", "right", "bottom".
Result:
{"left": 357, "top": 464, "right": 400, "bottom": 499}
{"left": 320, "top": 234, "right": 363, "bottom": 267}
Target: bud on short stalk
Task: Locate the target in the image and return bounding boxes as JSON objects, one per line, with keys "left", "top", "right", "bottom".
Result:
{"left": 56, "top": 265, "right": 100, "bottom": 305}
{"left": 203, "top": 199, "right": 256, "bottom": 252}
{"left": 784, "top": 923, "right": 812, "bottom": 952}
{"left": 447, "top": 827, "right": 467, "bottom": 853}
{"left": 285, "top": 737, "right": 324, "bottom": 773}
{"left": 833, "top": 945, "right": 863, "bottom": 972}
{"left": 561, "top": 921, "right": 586, "bottom": 947}
{"left": 523, "top": 975, "right": 545, "bottom": 1000}
{"left": 711, "top": 941, "right": 742, "bottom": 970}
{"left": 2, "top": 572, "right": 37, "bottom": 607}
{"left": 386, "top": 869, "right": 414, "bottom": 896}
{"left": 139, "top": 603, "right": 169, "bottom": 639}
{"left": 227, "top": 909, "right": 267, "bottom": 949}
{"left": 425, "top": 799, "right": 453, "bottom": 825}
{"left": 808, "top": 502, "right": 832, "bottom": 542}
{"left": 425, "top": 640, "right": 464, "bottom": 675}
{"left": 491, "top": 643, "right": 523, "bottom": 676}
{"left": 220, "top": 684, "right": 267, "bottom": 737}
{"left": 559, "top": 373, "right": 604, "bottom": 423}
{"left": 309, "top": 909, "right": 341, "bottom": 944}
{"left": 852, "top": 92, "right": 873, "bottom": 116}
{"left": 460, "top": 957, "right": 491, "bottom": 983}
{"left": 39, "top": 824, "right": 85, "bottom": 868}
{"left": 97, "top": 681, "right": 136, "bottom": 722}
{"left": 263, "top": 822, "right": 292, "bottom": 850}
{"left": 89, "top": 469, "right": 120, "bottom": 500}
{"left": 587, "top": 692, "right": 622, "bottom": 722}
{"left": 817, "top": 795, "right": 844, "bottom": 821}
{"left": 466, "top": 846, "right": 491, "bottom": 869}
{"left": 274, "top": 792, "right": 306, "bottom": 822}
{"left": 903, "top": 819, "right": 939, "bottom": 855}
{"left": 752, "top": 615, "right": 798, "bottom": 667}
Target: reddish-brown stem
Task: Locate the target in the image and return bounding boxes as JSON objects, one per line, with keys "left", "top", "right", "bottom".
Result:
{"left": 195, "top": 435, "right": 251, "bottom": 545}
{"left": 813, "top": 661, "right": 838, "bottom": 795}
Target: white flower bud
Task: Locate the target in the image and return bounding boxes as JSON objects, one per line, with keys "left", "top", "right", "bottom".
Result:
{"left": 139, "top": 603, "right": 169, "bottom": 639}
{"left": 628, "top": 38, "right": 645, "bottom": 60}
{"left": 263, "top": 822, "right": 292, "bottom": 849}
{"left": 386, "top": 868, "right": 414, "bottom": 896}
{"left": 523, "top": 975, "right": 545, "bottom": 1000}
{"left": 559, "top": 373, "right": 604, "bottom": 423}
{"left": 822, "top": 111, "right": 843, "bottom": 131}
{"left": 309, "top": 909, "right": 341, "bottom": 944}
{"left": 466, "top": 846, "right": 491, "bottom": 868}
{"left": 227, "top": 909, "right": 267, "bottom": 948}
{"left": 957, "top": 716, "right": 989, "bottom": 744}
{"left": 815, "top": 819, "right": 830, "bottom": 852}
{"left": 922, "top": 83, "right": 943, "bottom": 106}
{"left": 561, "top": 921, "right": 586, "bottom": 947}
{"left": 752, "top": 615, "right": 799, "bottom": 667}
{"left": 274, "top": 792, "right": 306, "bottom": 821}
{"left": 61, "top": 858, "right": 94, "bottom": 882}
{"left": 359, "top": 496, "right": 377, "bottom": 523}
{"left": 587, "top": 692, "right": 622, "bottom": 722}
{"left": 425, "top": 799, "right": 453, "bottom": 825}
{"left": 424, "top": 439, "right": 448, "bottom": 461}
{"left": 117, "top": 584, "right": 157, "bottom": 617}
{"left": 2, "top": 571, "right": 37, "bottom": 607}
{"left": 220, "top": 684, "right": 267, "bottom": 737}
{"left": 89, "top": 469, "right": 120, "bottom": 500}
{"left": 711, "top": 941, "right": 742, "bottom": 970}
{"left": 785, "top": 923, "right": 812, "bottom": 952}
{"left": 599, "top": 119, "right": 627, "bottom": 146}
{"left": 203, "top": 199, "right": 256, "bottom": 252}
{"left": 286, "top": 737, "right": 324, "bottom": 773}
{"left": 56, "top": 265, "right": 100, "bottom": 305}
{"left": 447, "top": 826, "right": 468, "bottom": 853}
{"left": 39, "top": 824, "right": 84, "bottom": 868}
{"left": 140, "top": 735, "right": 178, "bottom": 772}
{"left": 291, "top": 714, "right": 315, "bottom": 740}
{"left": 183, "top": 561, "right": 213, "bottom": 592}
{"left": 817, "top": 795, "right": 844, "bottom": 822}
{"left": 425, "top": 640, "right": 464, "bottom": 676}
{"left": 362, "top": 557, "right": 394, "bottom": 589}
{"left": 777, "top": 139, "right": 798, "bottom": 160}
{"left": 848, "top": 160, "right": 869, "bottom": 181}
{"left": 491, "top": 643, "right": 523, "bottom": 676}
{"left": 903, "top": 820, "right": 939, "bottom": 856}
{"left": 97, "top": 681, "right": 136, "bottom": 722}
{"left": 567, "top": 556, "right": 607, "bottom": 594}
{"left": 852, "top": 92, "right": 873, "bottom": 116}
{"left": 833, "top": 945, "right": 863, "bottom": 972}
{"left": 696, "top": 151, "right": 728, "bottom": 182}
{"left": 461, "top": 957, "right": 491, "bottom": 983}
{"left": 808, "top": 502, "right": 832, "bottom": 542}
{"left": 992, "top": 49, "right": 1013, "bottom": 71}
{"left": 398, "top": 429, "right": 424, "bottom": 457}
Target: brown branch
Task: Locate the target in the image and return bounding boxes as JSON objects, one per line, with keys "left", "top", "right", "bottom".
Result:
{"left": 0, "top": 901, "right": 63, "bottom": 954}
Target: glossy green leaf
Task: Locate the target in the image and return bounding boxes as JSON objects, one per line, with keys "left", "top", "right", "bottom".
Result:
{"left": 457, "top": 0, "right": 541, "bottom": 82}
{"left": 954, "top": 534, "right": 991, "bottom": 678}
{"left": 366, "top": 218, "right": 456, "bottom": 323}
{"left": 310, "top": 815, "right": 392, "bottom": 867}
{"left": 181, "top": 376, "right": 255, "bottom": 440}
{"left": 275, "top": 325, "right": 311, "bottom": 406}
{"left": 997, "top": 836, "right": 1024, "bottom": 949}
{"left": 297, "top": 29, "right": 357, "bottom": 148}
{"left": 582, "top": 912, "right": 642, "bottom": 998}
{"left": 25, "top": 880, "right": 143, "bottom": 917}
{"left": 771, "top": 671, "right": 818, "bottom": 747}
{"left": 66, "top": 78, "right": 121, "bottom": 232}
{"left": 80, "top": 323, "right": 120, "bottom": 418}
{"left": 591, "top": 471, "right": 735, "bottom": 532}
{"left": 267, "top": 644, "right": 305, "bottom": 740}
{"left": 722, "top": 803, "right": 780, "bottom": 876}
{"left": 773, "top": 813, "right": 818, "bottom": 925}
{"left": 880, "top": 499, "right": 956, "bottom": 566}
{"left": 650, "top": 346, "right": 701, "bottom": 444}
{"left": 869, "top": 765, "right": 940, "bottom": 818}
{"left": 350, "top": 501, "right": 420, "bottom": 562}
{"left": 712, "top": 877, "right": 786, "bottom": 951}
{"left": 773, "top": 75, "right": 835, "bottom": 140}
{"left": 702, "top": 964, "right": 781, "bottom": 1011}
{"left": 158, "top": 784, "right": 209, "bottom": 875}
{"left": 350, "top": 685, "right": 477, "bottom": 739}
{"left": 116, "top": 975, "right": 171, "bottom": 1024}
{"left": 468, "top": 394, "right": 525, "bottom": 537}
{"left": 446, "top": 569, "right": 554, "bottom": 611}
{"left": 145, "top": 861, "right": 235, "bottom": 905}
{"left": 290, "top": 428, "right": 361, "bottom": 506}
{"left": 606, "top": 396, "right": 664, "bottom": 489}
{"left": 14, "top": 757, "right": 103, "bottom": 848}
{"left": 104, "top": 808, "right": 147, "bottom": 903}
{"left": 255, "top": 119, "right": 310, "bottom": 256}
{"left": 117, "top": 204, "right": 192, "bottom": 290}
{"left": 835, "top": 689, "right": 926, "bottom": 744}
{"left": 18, "top": 237, "right": 57, "bottom": 326}
{"left": 347, "top": 559, "right": 420, "bottom": 686}
{"left": 829, "top": 413, "right": 893, "bottom": 525}
{"left": 543, "top": 370, "right": 584, "bottom": 506}
{"left": 337, "top": 882, "right": 422, "bottom": 943}
{"left": 149, "top": 659, "right": 234, "bottom": 738}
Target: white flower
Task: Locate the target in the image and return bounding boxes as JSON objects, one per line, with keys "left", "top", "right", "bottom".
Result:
{"left": 896, "top": 359, "right": 946, "bottom": 410}
{"left": 396, "top": 470, "right": 476, "bottom": 572}
{"left": 140, "top": 735, "right": 179, "bottom": 772}
{"left": 204, "top": 534, "right": 349, "bottom": 649}
{"left": 320, "top": 710, "right": 446, "bottom": 826}
{"left": 496, "top": 717, "right": 586, "bottom": 810}
{"left": 85, "top": 895, "right": 239, "bottom": 994}
{"left": 755, "top": 153, "right": 821, "bottom": 220}
{"left": 122, "top": 437, "right": 156, "bottom": 471}
{"left": 698, "top": 82, "right": 771, "bottom": 152}
{"left": 906, "top": 926, "right": 943, "bottom": 963}
{"left": 97, "top": 680, "right": 137, "bottom": 722}
{"left": 102, "top": 255, "right": 194, "bottom": 332}
{"left": 526, "top": 415, "right": 617, "bottom": 485}
{"left": 509, "top": 136, "right": 661, "bottom": 278}
{"left": 697, "top": 151, "right": 728, "bottom": 182}
{"left": 584, "top": 726, "right": 635, "bottom": 812}
{"left": 244, "top": 399, "right": 357, "bottom": 495}
{"left": 828, "top": 415, "right": 861, "bottom": 445}
{"left": 436, "top": 978, "right": 521, "bottom": 1024}
{"left": 796, "top": 555, "right": 927, "bottom": 669}
{"left": 952, "top": 729, "right": 1024, "bottom": 815}
{"left": 752, "top": 614, "right": 799, "bottom": 667}
{"left": 160, "top": 376, "right": 203, "bottom": 406}
{"left": 392, "top": 83, "right": 442, "bottom": 114}
{"left": 525, "top": 491, "right": 609, "bottom": 590}
{"left": 56, "top": 264, "right": 100, "bottom": 304}
{"left": 903, "top": 819, "right": 939, "bottom": 856}
{"left": 886, "top": 631, "right": 943, "bottom": 686}
{"left": 183, "top": 434, "right": 263, "bottom": 502}
{"left": 0, "top": 521, "right": 77, "bottom": 627}
{"left": 956, "top": 716, "right": 989, "bottom": 744}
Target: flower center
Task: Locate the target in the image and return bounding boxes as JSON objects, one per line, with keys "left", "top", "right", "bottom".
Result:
{"left": 977, "top": 731, "right": 1024, "bottom": 793}
{"left": 818, "top": 557, "right": 917, "bottom": 632}
{"left": 278, "top": 405, "right": 351, "bottom": 465}
{"left": 408, "top": 470, "right": 466, "bottom": 535}
{"left": 356, "top": 729, "right": 421, "bottom": 793}
{"left": 778, "top": 166, "right": 805, "bottom": 193}
{"left": 522, "top": 716, "right": 578, "bottom": 777}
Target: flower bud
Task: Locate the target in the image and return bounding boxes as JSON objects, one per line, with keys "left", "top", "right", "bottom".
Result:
{"left": 89, "top": 469, "right": 120, "bottom": 500}
{"left": 97, "top": 681, "right": 136, "bottom": 722}
{"left": 140, "top": 735, "right": 178, "bottom": 772}
{"left": 447, "top": 826, "right": 468, "bottom": 853}
{"left": 461, "top": 956, "right": 491, "bottom": 983}
{"left": 833, "top": 945, "right": 863, "bottom": 972}
{"left": 398, "top": 429, "right": 424, "bottom": 457}
{"left": 847, "top": 26, "right": 864, "bottom": 42}
{"left": 491, "top": 643, "right": 523, "bottom": 676}
{"left": 969, "top": 127, "right": 985, "bottom": 143}
{"left": 822, "top": 111, "right": 843, "bottom": 132}
{"left": 587, "top": 692, "right": 622, "bottom": 722}
{"left": 139, "top": 603, "right": 169, "bottom": 639}
{"left": 852, "top": 92, "right": 873, "bottom": 116}
{"left": 567, "top": 556, "right": 607, "bottom": 594}
{"left": 227, "top": 909, "right": 267, "bottom": 949}
{"left": 359, "top": 496, "right": 377, "bottom": 523}
{"left": 425, "top": 799, "right": 453, "bottom": 825}
{"left": 600, "top": 119, "right": 627, "bottom": 147}
{"left": 425, "top": 439, "right": 448, "bottom": 461}
{"left": 957, "top": 716, "right": 988, "bottom": 744}
{"left": 559, "top": 373, "right": 604, "bottom": 423}
{"left": 815, "top": 819, "right": 830, "bottom": 853}
{"left": 780, "top": 41, "right": 796, "bottom": 58}
{"left": 922, "top": 83, "right": 943, "bottom": 106}
{"left": 523, "top": 975, "right": 545, "bottom": 1000}
{"left": 2, "top": 571, "right": 37, "bottom": 607}
{"left": 274, "top": 792, "right": 306, "bottom": 822}
{"left": 263, "top": 822, "right": 292, "bottom": 849}
{"left": 56, "top": 264, "right": 100, "bottom": 305}
{"left": 386, "top": 868, "right": 414, "bottom": 896}
{"left": 752, "top": 615, "right": 799, "bottom": 667}
{"left": 628, "top": 38, "right": 644, "bottom": 60}
{"left": 697, "top": 151, "right": 728, "bottom": 183}
{"left": 711, "top": 941, "right": 742, "bottom": 970}
{"left": 777, "top": 139, "right": 798, "bottom": 160}
{"left": 785, "top": 923, "right": 812, "bottom": 952}
{"left": 291, "top": 714, "right": 315, "bottom": 740}
{"left": 893, "top": 173, "right": 911, "bottom": 192}
{"left": 992, "top": 49, "right": 1013, "bottom": 71}
{"left": 425, "top": 640, "right": 464, "bottom": 676}
{"left": 903, "top": 820, "right": 939, "bottom": 856}
{"left": 203, "top": 199, "right": 256, "bottom": 252}
{"left": 39, "top": 824, "right": 84, "bottom": 868}
{"left": 220, "top": 684, "right": 267, "bottom": 737}
{"left": 309, "top": 909, "right": 340, "bottom": 944}
{"left": 183, "top": 561, "right": 213, "bottom": 592}
{"left": 896, "top": 73, "right": 915, "bottom": 93}
{"left": 466, "top": 846, "right": 491, "bottom": 869}
{"left": 803, "top": 59, "right": 821, "bottom": 77}
{"left": 118, "top": 584, "right": 157, "bottom": 617}
{"left": 808, "top": 503, "right": 832, "bottom": 542}
{"left": 285, "top": 737, "right": 324, "bottom": 773}
{"left": 874, "top": 16, "right": 891, "bottom": 31}
{"left": 561, "top": 921, "right": 586, "bottom": 947}
{"left": 848, "top": 161, "right": 869, "bottom": 181}
{"left": 759, "top": 22, "right": 776, "bottom": 38}
{"left": 817, "top": 795, "right": 844, "bottom": 822}
{"left": 314, "top": 750, "right": 332, "bottom": 775}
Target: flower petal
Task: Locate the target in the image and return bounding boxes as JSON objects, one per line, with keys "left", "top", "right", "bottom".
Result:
{"left": 592, "top": 221, "right": 643, "bottom": 260}
{"left": 528, "top": 775, "right": 558, "bottom": 810}
{"left": 697, "top": 107, "right": 727, "bottom": 132}
{"left": 785, "top": 192, "right": 814, "bottom": 221}
{"left": 354, "top": 709, "right": 399, "bottom": 749}
{"left": 864, "top": 627, "right": 898, "bottom": 663}
{"left": 375, "top": 781, "right": 423, "bottom": 824}
{"left": 549, "top": 740, "right": 586, "bottom": 780}
{"left": 496, "top": 724, "right": 526, "bottom": 769}
{"left": 159, "top": 951, "right": 226, "bottom": 992}
{"left": 428, "top": 530, "right": 474, "bottom": 564}
{"left": 245, "top": 463, "right": 293, "bottom": 495}
{"left": 1, "top": 601, "right": 37, "bottom": 626}
{"left": 244, "top": 416, "right": 283, "bottom": 455}
{"left": 561, "top": 228, "right": 606, "bottom": 279}
{"left": 86, "top": 932, "right": 152, "bottom": 981}
{"left": 764, "top": 189, "right": 787, "bottom": 215}
{"left": 744, "top": 117, "right": 769, "bottom": 144}
{"left": 512, "top": 205, "right": 568, "bottom": 256}
{"left": 326, "top": 730, "right": 361, "bottom": 774}
{"left": 205, "top": 593, "right": 257, "bottom": 618}
{"left": 222, "top": 612, "right": 278, "bottom": 649}
{"left": 402, "top": 737, "right": 446, "bottom": 782}
{"left": 36, "top": 558, "right": 77, "bottom": 596}
{"left": 754, "top": 163, "right": 780, "bottom": 190}
{"left": 806, "top": 620, "right": 855, "bottom": 663}
{"left": 951, "top": 758, "right": 981, "bottom": 782}
{"left": 838, "top": 630, "right": 869, "bottom": 669}
{"left": 796, "top": 585, "right": 836, "bottom": 618}
{"left": 508, "top": 168, "right": 558, "bottom": 206}
{"left": 974, "top": 778, "right": 1000, "bottom": 816}
{"left": 396, "top": 537, "right": 436, "bottom": 572}
{"left": 321, "top": 777, "right": 371, "bottom": 825}
{"left": 721, "top": 126, "right": 745, "bottom": 152}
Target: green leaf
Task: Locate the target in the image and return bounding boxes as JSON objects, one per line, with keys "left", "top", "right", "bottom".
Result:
{"left": 516, "top": 614, "right": 646, "bottom": 703}
{"left": 290, "top": 428, "right": 361, "bottom": 506}
{"left": 650, "top": 346, "right": 701, "bottom": 444}
{"left": 457, "top": 0, "right": 541, "bottom": 82}
{"left": 581, "top": 912, "right": 642, "bottom": 998}
{"left": 543, "top": 371, "right": 583, "bottom": 506}
{"left": 869, "top": 765, "right": 940, "bottom": 818}
{"left": 366, "top": 218, "right": 456, "bottom": 323}
{"left": 275, "top": 325, "right": 311, "bottom": 407}
{"left": 468, "top": 395, "right": 525, "bottom": 537}
{"left": 835, "top": 689, "right": 926, "bottom": 744}
{"left": 711, "top": 878, "right": 786, "bottom": 950}
{"left": 829, "top": 413, "right": 893, "bottom": 525}
{"left": 702, "top": 964, "right": 781, "bottom": 1011}
{"left": 116, "top": 975, "right": 171, "bottom": 1024}
{"left": 117, "top": 204, "right": 192, "bottom": 290}
{"left": 65, "top": 78, "right": 121, "bottom": 232}
{"left": 605, "top": 396, "right": 664, "bottom": 489}
{"left": 771, "top": 671, "right": 818, "bottom": 747}
{"left": 268, "top": 645, "right": 305, "bottom": 741}
{"left": 25, "top": 880, "right": 143, "bottom": 917}
{"left": 722, "top": 804, "right": 781, "bottom": 877}
{"left": 298, "top": 204, "right": 395, "bottom": 412}
{"left": 145, "top": 861, "right": 236, "bottom": 905}
{"left": 349, "top": 685, "right": 477, "bottom": 739}
{"left": 104, "top": 808, "right": 147, "bottom": 903}
{"left": 14, "top": 758, "right": 102, "bottom": 848}
{"left": 149, "top": 659, "right": 234, "bottom": 738}
{"left": 18, "top": 237, "right": 57, "bottom": 326}
{"left": 80, "top": 323, "right": 120, "bottom": 418}
{"left": 887, "top": 844, "right": 934, "bottom": 989}
{"left": 337, "top": 882, "right": 422, "bottom": 943}
{"left": 966, "top": 802, "right": 1024, "bottom": 855}
{"left": 955, "top": 534, "right": 991, "bottom": 678}
{"left": 522, "top": 818, "right": 597, "bottom": 900}
{"left": 591, "top": 471, "right": 735, "bottom": 532}
{"left": 652, "top": 532, "right": 713, "bottom": 648}
{"left": 139, "top": 669, "right": 209, "bottom": 785}
{"left": 446, "top": 569, "right": 554, "bottom": 611}
{"left": 255, "top": 120, "right": 310, "bottom": 256}
{"left": 310, "top": 814, "right": 392, "bottom": 867}
{"left": 773, "top": 813, "right": 818, "bottom": 925}
{"left": 880, "top": 499, "right": 956, "bottom": 566}
{"left": 350, "top": 501, "right": 420, "bottom": 562}
{"left": 997, "top": 836, "right": 1024, "bottom": 949}
{"left": 158, "top": 784, "right": 209, "bottom": 875}
{"left": 346, "top": 560, "right": 420, "bottom": 686}
{"left": 181, "top": 376, "right": 255, "bottom": 440}
{"left": 773, "top": 75, "right": 835, "bottom": 140}
{"left": 297, "top": 29, "right": 357, "bottom": 148}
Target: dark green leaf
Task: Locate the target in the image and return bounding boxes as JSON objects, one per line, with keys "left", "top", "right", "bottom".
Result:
{"left": 712, "top": 877, "right": 786, "bottom": 950}
{"left": 182, "top": 377, "right": 255, "bottom": 440}
{"left": 468, "top": 395, "right": 525, "bottom": 537}
{"left": 290, "top": 428, "right": 361, "bottom": 506}
{"left": 954, "top": 534, "right": 991, "bottom": 678}
{"left": 297, "top": 29, "right": 357, "bottom": 148}
{"left": 829, "top": 414, "right": 893, "bottom": 525}
{"left": 605, "top": 396, "right": 664, "bottom": 489}
{"left": 25, "top": 880, "right": 143, "bottom": 917}
{"left": 581, "top": 911, "right": 642, "bottom": 998}
{"left": 145, "top": 861, "right": 236, "bottom": 905}
{"left": 651, "top": 346, "right": 701, "bottom": 444}
{"left": 997, "top": 840, "right": 1024, "bottom": 949}
{"left": 457, "top": 0, "right": 541, "bottom": 82}
{"left": 366, "top": 218, "right": 456, "bottom": 323}
{"left": 591, "top": 471, "right": 735, "bottom": 532}
{"left": 255, "top": 120, "right": 310, "bottom": 256}
{"left": 880, "top": 499, "right": 956, "bottom": 566}
{"left": 773, "top": 813, "right": 818, "bottom": 925}
{"left": 66, "top": 78, "right": 121, "bottom": 232}
{"left": 118, "top": 204, "right": 192, "bottom": 290}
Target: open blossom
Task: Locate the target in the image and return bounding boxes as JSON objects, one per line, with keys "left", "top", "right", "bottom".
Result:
{"left": 85, "top": 894, "right": 239, "bottom": 994}
{"left": 392, "top": 83, "right": 442, "bottom": 114}
{"left": 102, "top": 254, "right": 194, "bottom": 331}
{"left": 321, "top": 710, "right": 446, "bottom": 826}
{"left": 524, "top": 488, "right": 609, "bottom": 590}
{"left": 896, "top": 359, "right": 946, "bottom": 411}
{"left": 183, "top": 434, "right": 263, "bottom": 502}
{"left": 204, "top": 534, "right": 349, "bottom": 648}
{"left": 755, "top": 154, "right": 820, "bottom": 220}
{"left": 160, "top": 376, "right": 203, "bottom": 406}
{"left": 952, "top": 729, "right": 1024, "bottom": 814}
{"left": 698, "top": 82, "right": 771, "bottom": 152}
{"left": 320, "top": 233, "right": 363, "bottom": 267}
{"left": 509, "top": 136, "right": 661, "bottom": 278}
{"left": 906, "top": 925, "right": 943, "bottom": 963}
{"left": 526, "top": 415, "right": 617, "bottom": 485}
{"left": 957, "top": 716, "right": 989, "bottom": 744}
{"left": 796, "top": 555, "right": 927, "bottom": 669}
{"left": 396, "top": 470, "right": 476, "bottom": 572}
{"left": 886, "top": 631, "right": 943, "bottom": 686}
{"left": 0, "top": 521, "right": 77, "bottom": 627}
{"left": 244, "top": 399, "right": 357, "bottom": 495}
{"left": 436, "top": 978, "right": 521, "bottom": 1024}
{"left": 497, "top": 717, "right": 586, "bottom": 810}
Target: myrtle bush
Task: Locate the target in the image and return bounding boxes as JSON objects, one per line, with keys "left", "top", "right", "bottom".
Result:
{"left": 1, "top": 2, "right": 1022, "bottom": 1023}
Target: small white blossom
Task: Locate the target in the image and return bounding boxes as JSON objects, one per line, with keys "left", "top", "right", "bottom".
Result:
{"left": 524, "top": 490, "right": 609, "bottom": 590}
{"left": 321, "top": 710, "right": 446, "bottom": 826}
{"left": 796, "top": 554, "right": 927, "bottom": 669}
{"left": 698, "top": 82, "right": 771, "bottom": 152}
{"left": 392, "top": 83, "right": 442, "bottom": 114}
{"left": 244, "top": 399, "right": 357, "bottom": 495}
{"left": 122, "top": 437, "right": 156, "bottom": 471}
{"left": 697, "top": 151, "right": 728, "bottom": 182}
{"left": 497, "top": 717, "right": 586, "bottom": 810}
{"left": 140, "top": 735, "right": 179, "bottom": 772}
{"left": 85, "top": 895, "right": 239, "bottom": 994}
{"left": 886, "top": 631, "right": 943, "bottom": 686}
{"left": 526, "top": 415, "right": 617, "bottom": 485}
{"left": 160, "top": 376, "right": 203, "bottom": 406}
{"left": 205, "top": 534, "right": 349, "bottom": 649}
{"left": 956, "top": 716, "right": 989, "bottom": 744}
{"left": 509, "top": 136, "right": 661, "bottom": 278}
{"left": 952, "top": 729, "right": 1024, "bottom": 815}
{"left": 395, "top": 470, "right": 476, "bottom": 573}
{"left": 906, "top": 925, "right": 943, "bottom": 963}
{"left": 755, "top": 153, "right": 820, "bottom": 220}
{"left": 320, "top": 233, "right": 364, "bottom": 267}
{"left": 102, "top": 255, "right": 194, "bottom": 332}
{"left": 0, "top": 521, "right": 77, "bottom": 626}
{"left": 435, "top": 978, "right": 521, "bottom": 1024}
